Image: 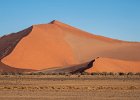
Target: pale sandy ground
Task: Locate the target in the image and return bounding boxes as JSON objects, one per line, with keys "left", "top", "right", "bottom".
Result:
{"left": 0, "top": 75, "right": 139, "bottom": 100}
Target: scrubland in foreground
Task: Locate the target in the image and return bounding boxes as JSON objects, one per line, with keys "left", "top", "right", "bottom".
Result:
{"left": 0, "top": 74, "right": 139, "bottom": 100}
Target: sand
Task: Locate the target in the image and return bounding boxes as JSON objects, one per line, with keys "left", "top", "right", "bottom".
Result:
{"left": 1, "top": 20, "right": 140, "bottom": 72}
{"left": 0, "top": 75, "right": 139, "bottom": 100}
{"left": 86, "top": 57, "right": 140, "bottom": 73}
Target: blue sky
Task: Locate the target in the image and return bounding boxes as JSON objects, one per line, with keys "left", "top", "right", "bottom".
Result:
{"left": 0, "top": 0, "right": 140, "bottom": 41}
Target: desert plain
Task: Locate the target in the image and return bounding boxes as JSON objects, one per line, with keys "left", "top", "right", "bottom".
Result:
{"left": 0, "top": 74, "right": 139, "bottom": 100}
{"left": 0, "top": 20, "right": 140, "bottom": 100}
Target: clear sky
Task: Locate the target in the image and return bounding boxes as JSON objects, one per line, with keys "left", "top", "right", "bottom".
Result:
{"left": 0, "top": 0, "right": 140, "bottom": 41}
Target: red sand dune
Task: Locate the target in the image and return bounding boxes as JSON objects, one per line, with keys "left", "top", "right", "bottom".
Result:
{"left": 86, "top": 57, "right": 140, "bottom": 73}
{"left": 0, "top": 20, "right": 140, "bottom": 73}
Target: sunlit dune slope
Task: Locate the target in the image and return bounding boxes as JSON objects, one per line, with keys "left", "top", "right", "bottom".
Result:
{"left": 0, "top": 20, "right": 140, "bottom": 72}
{"left": 86, "top": 57, "right": 140, "bottom": 73}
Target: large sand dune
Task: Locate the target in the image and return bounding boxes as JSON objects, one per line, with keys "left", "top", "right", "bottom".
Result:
{"left": 0, "top": 20, "right": 140, "bottom": 72}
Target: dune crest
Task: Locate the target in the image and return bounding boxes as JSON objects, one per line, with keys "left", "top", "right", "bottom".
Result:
{"left": 0, "top": 20, "right": 140, "bottom": 72}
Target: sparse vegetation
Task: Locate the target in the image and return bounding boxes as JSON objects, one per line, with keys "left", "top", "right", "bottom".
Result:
{"left": 91, "top": 72, "right": 99, "bottom": 75}
{"left": 0, "top": 74, "right": 139, "bottom": 99}
{"left": 135, "top": 72, "right": 140, "bottom": 75}
{"left": 81, "top": 72, "right": 90, "bottom": 75}
{"left": 0, "top": 72, "right": 140, "bottom": 76}
{"left": 118, "top": 72, "right": 125, "bottom": 76}
{"left": 127, "top": 72, "right": 134, "bottom": 75}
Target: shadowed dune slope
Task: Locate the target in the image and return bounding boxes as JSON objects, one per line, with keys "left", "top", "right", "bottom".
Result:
{"left": 35, "top": 60, "right": 94, "bottom": 74}
{"left": 0, "top": 26, "right": 32, "bottom": 59}
{"left": 0, "top": 62, "right": 34, "bottom": 73}
{"left": 0, "top": 20, "right": 140, "bottom": 72}
{"left": 0, "top": 26, "right": 34, "bottom": 72}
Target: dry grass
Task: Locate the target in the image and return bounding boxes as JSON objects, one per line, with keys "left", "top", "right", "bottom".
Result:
{"left": 0, "top": 75, "right": 139, "bottom": 100}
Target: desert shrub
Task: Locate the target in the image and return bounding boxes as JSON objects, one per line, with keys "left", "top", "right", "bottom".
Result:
{"left": 91, "top": 72, "right": 115, "bottom": 76}
{"left": 95, "top": 72, "right": 107, "bottom": 75}
{"left": 118, "top": 72, "right": 125, "bottom": 76}
{"left": 101, "top": 72, "right": 108, "bottom": 75}
{"left": 16, "top": 72, "right": 23, "bottom": 75}
{"left": 91, "top": 72, "right": 99, "bottom": 75}
{"left": 58, "top": 72, "right": 65, "bottom": 75}
{"left": 8, "top": 72, "right": 16, "bottom": 75}
{"left": 0, "top": 72, "right": 3, "bottom": 75}
{"left": 28, "top": 73, "right": 38, "bottom": 75}
{"left": 135, "top": 72, "right": 140, "bottom": 75}
{"left": 65, "top": 74, "right": 70, "bottom": 76}
{"left": 49, "top": 72, "right": 64, "bottom": 75}
{"left": 44, "top": 73, "right": 51, "bottom": 75}
{"left": 108, "top": 72, "right": 114, "bottom": 75}
{"left": 37, "top": 72, "right": 45, "bottom": 75}
{"left": 29, "top": 72, "right": 45, "bottom": 75}
{"left": 1, "top": 72, "right": 9, "bottom": 75}
{"left": 50, "top": 73, "right": 58, "bottom": 75}
{"left": 49, "top": 72, "right": 66, "bottom": 75}
{"left": 81, "top": 72, "right": 90, "bottom": 75}
{"left": 127, "top": 72, "right": 134, "bottom": 75}
{"left": 75, "top": 73, "right": 81, "bottom": 75}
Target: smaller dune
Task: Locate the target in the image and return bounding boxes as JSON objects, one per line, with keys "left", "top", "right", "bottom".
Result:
{"left": 86, "top": 57, "right": 140, "bottom": 73}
